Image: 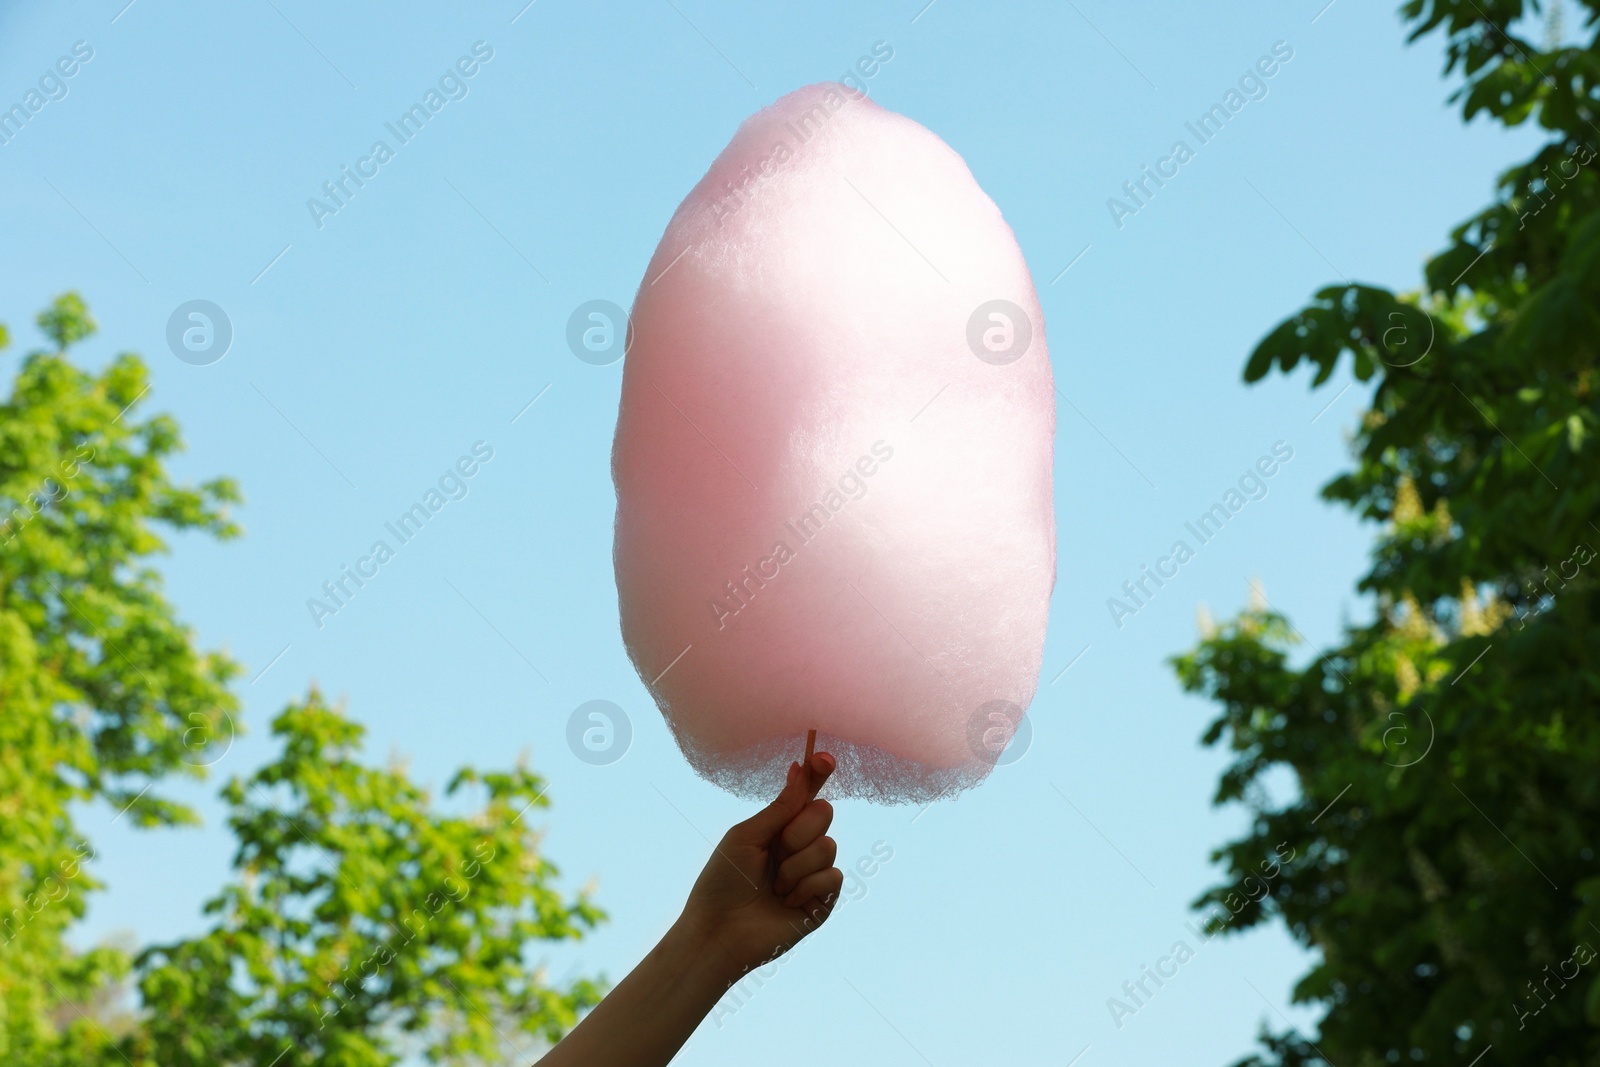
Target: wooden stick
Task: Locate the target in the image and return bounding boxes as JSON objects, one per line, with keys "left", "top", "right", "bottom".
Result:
{"left": 800, "top": 729, "right": 817, "bottom": 793}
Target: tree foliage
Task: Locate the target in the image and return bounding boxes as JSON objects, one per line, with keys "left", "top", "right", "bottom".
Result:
{"left": 0, "top": 296, "right": 603, "bottom": 1066}
{"left": 1, "top": 292, "right": 241, "bottom": 1064}
{"left": 1176, "top": 2, "right": 1600, "bottom": 1064}
{"left": 131, "top": 694, "right": 605, "bottom": 1067}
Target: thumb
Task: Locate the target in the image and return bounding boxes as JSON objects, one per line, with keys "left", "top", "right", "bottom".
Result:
{"left": 728, "top": 761, "right": 809, "bottom": 845}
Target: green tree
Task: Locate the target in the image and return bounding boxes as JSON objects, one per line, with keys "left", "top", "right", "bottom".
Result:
{"left": 1174, "top": 2, "right": 1600, "bottom": 1064}
{"left": 1, "top": 292, "right": 241, "bottom": 1063}
{"left": 131, "top": 693, "right": 605, "bottom": 1067}
{"left": 0, "top": 296, "right": 603, "bottom": 1066}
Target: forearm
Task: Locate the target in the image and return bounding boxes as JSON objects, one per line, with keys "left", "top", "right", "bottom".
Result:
{"left": 538, "top": 754, "right": 839, "bottom": 1064}
{"left": 538, "top": 914, "right": 736, "bottom": 1067}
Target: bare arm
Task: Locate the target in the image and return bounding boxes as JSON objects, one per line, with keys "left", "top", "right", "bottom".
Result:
{"left": 538, "top": 752, "right": 841, "bottom": 1066}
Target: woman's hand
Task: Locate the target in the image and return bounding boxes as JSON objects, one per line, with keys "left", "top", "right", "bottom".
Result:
{"left": 678, "top": 751, "right": 842, "bottom": 982}
{"left": 538, "top": 751, "right": 841, "bottom": 1065}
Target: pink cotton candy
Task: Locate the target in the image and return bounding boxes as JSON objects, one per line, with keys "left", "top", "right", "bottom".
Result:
{"left": 611, "top": 83, "right": 1055, "bottom": 804}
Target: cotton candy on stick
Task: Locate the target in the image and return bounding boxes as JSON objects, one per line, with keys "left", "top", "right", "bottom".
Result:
{"left": 611, "top": 83, "right": 1055, "bottom": 804}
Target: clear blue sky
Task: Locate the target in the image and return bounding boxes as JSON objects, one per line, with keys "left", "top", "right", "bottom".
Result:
{"left": 1, "top": 1, "right": 1542, "bottom": 1063}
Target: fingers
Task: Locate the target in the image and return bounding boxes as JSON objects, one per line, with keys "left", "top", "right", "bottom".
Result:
{"left": 801, "top": 751, "right": 836, "bottom": 800}
{"left": 774, "top": 834, "right": 837, "bottom": 897}
{"left": 728, "top": 760, "right": 810, "bottom": 845}
{"left": 780, "top": 797, "right": 834, "bottom": 856}
{"left": 782, "top": 866, "right": 845, "bottom": 912}
{"left": 728, "top": 750, "right": 836, "bottom": 846}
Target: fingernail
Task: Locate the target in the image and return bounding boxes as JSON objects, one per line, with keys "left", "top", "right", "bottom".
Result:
{"left": 787, "top": 762, "right": 798, "bottom": 785}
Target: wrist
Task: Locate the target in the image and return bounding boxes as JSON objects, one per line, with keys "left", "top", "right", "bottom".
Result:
{"left": 665, "top": 909, "right": 744, "bottom": 993}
